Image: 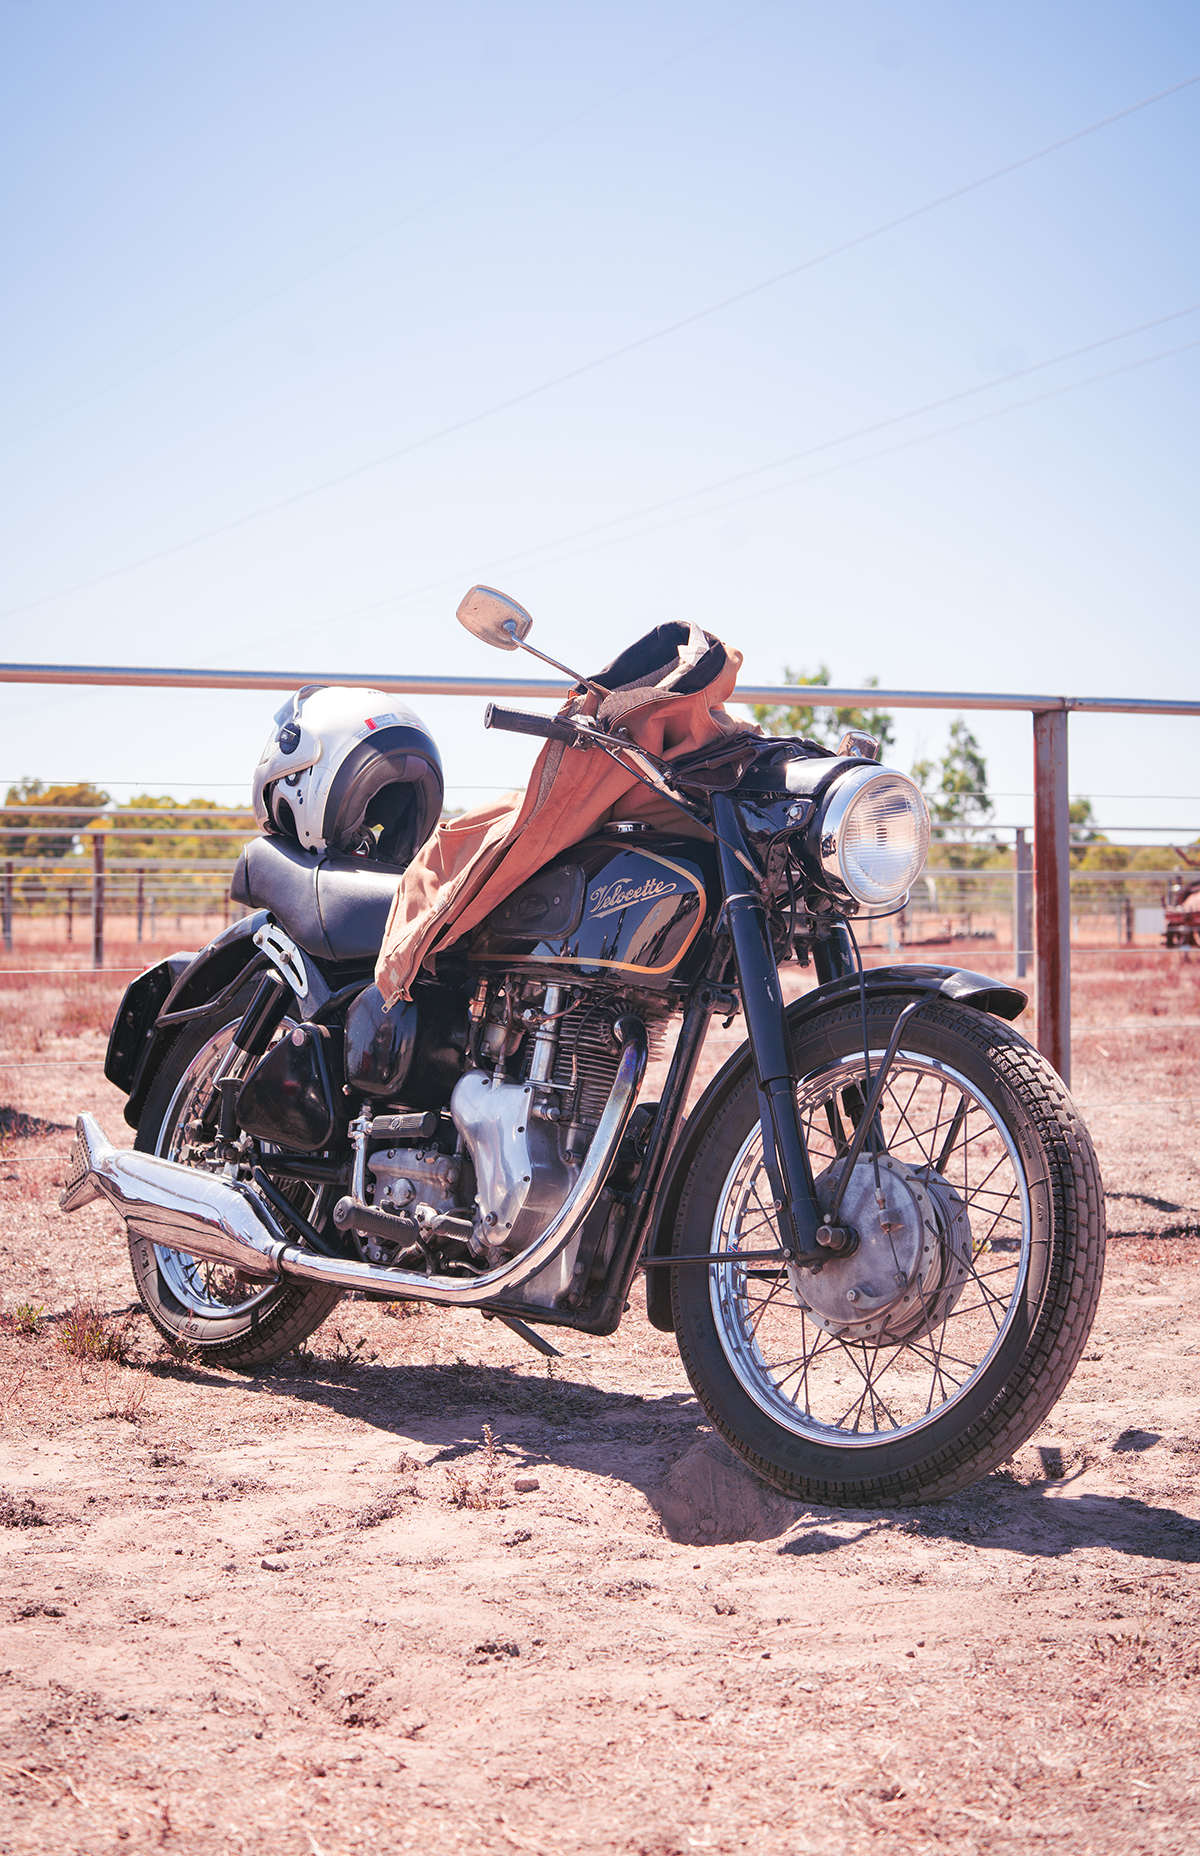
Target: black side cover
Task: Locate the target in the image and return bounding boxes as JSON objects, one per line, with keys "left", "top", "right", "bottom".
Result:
{"left": 344, "top": 983, "right": 418, "bottom": 1098}
{"left": 344, "top": 980, "right": 469, "bottom": 1108}
{"left": 229, "top": 836, "right": 402, "bottom": 962}
{"left": 236, "top": 1023, "right": 344, "bottom": 1152}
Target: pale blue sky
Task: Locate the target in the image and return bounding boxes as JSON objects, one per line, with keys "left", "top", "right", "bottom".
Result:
{"left": 1, "top": 2, "right": 1197, "bottom": 838}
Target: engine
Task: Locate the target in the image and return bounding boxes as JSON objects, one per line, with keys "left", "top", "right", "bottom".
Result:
{"left": 342, "top": 971, "right": 670, "bottom": 1309}
{"left": 337, "top": 827, "right": 710, "bottom": 1301}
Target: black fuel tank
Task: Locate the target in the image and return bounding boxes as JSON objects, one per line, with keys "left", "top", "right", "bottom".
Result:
{"left": 470, "top": 830, "right": 716, "bottom": 990}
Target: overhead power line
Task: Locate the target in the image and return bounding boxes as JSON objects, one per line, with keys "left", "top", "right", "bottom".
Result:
{"left": 3, "top": 68, "right": 1196, "bottom": 627}
{"left": 504, "top": 333, "right": 1200, "bottom": 581}
{"left": 0, "top": 0, "right": 780, "bottom": 454}
{"left": 235, "top": 304, "right": 1200, "bottom": 657}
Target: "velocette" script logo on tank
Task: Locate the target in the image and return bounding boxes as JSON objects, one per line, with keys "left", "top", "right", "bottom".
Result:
{"left": 588, "top": 875, "right": 679, "bottom": 919}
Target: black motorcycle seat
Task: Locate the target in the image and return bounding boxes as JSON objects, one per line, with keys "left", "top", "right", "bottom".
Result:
{"left": 229, "top": 836, "right": 402, "bottom": 964}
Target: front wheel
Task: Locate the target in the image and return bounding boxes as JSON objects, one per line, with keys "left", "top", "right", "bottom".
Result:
{"left": 129, "top": 998, "right": 342, "bottom": 1370}
{"left": 671, "top": 994, "right": 1105, "bottom": 1505}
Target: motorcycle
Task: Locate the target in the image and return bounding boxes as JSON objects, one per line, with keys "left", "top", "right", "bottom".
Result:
{"left": 60, "top": 589, "right": 1104, "bottom": 1506}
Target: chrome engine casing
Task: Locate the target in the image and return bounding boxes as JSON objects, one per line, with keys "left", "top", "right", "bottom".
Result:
{"left": 367, "top": 1144, "right": 461, "bottom": 1215}
{"left": 450, "top": 1071, "right": 576, "bottom": 1263}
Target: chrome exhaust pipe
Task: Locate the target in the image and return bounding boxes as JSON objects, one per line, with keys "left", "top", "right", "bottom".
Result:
{"left": 60, "top": 1114, "right": 285, "bottom": 1279}
{"left": 60, "top": 1018, "right": 649, "bottom": 1309}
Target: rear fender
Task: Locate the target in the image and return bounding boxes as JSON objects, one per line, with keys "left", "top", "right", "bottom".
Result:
{"left": 644, "top": 962, "right": 1029, "bottom": 1331}
{"left": 156, "top": 912, "right": 271, "bottom": 1022}
{"left": 104, "top": 953, "right": 197, "bottom": 1113}
{"left": 111, "top": 913, "right": 268, "bottom": 1129}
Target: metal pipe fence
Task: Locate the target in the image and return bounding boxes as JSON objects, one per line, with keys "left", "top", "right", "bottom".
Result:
{"left": 2, "top": 661, "right": 1199, "bottom": 1084}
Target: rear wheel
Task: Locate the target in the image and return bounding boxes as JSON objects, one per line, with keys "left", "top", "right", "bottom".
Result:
{"left": 129, "top": 1000, "right": 342, "bottom": 1369}
{"left": 671, "top": 995, "right": 1105, "bottom": 1505}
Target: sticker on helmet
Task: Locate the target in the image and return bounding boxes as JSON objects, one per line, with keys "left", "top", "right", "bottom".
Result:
{"left": 366, "top": 714, "right": 399, "bottom": 731}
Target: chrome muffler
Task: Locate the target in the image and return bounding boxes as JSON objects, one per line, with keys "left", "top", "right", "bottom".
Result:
{"left": 60, "top": 1018, "right": 648, "bottom": 1307}
{"left": 61, "top": 1114, "right": 286, "bottom": 1278}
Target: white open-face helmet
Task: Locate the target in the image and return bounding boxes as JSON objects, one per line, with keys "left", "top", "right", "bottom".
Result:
{"left": 251, "top": 685, "right": 443, "bottom": 864}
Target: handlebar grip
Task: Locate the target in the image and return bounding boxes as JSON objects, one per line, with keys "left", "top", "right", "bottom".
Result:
{"left": 484, "top": 703, "right": 585, "bottom": 746}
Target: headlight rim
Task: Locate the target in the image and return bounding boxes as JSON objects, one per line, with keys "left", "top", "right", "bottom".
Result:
{"left": 814, "top": 764, "right": 930, "bottom": 910}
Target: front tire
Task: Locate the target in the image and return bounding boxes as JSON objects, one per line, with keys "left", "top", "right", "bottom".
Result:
{"left": 671, "top": 994, "right": 1105, "bottom": 1505}
{"left": 130, "top": 1000, "right": 342, "bottom": 1370}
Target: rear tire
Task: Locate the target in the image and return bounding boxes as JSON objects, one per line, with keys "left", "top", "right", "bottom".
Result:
{"left": 671, "top": 995, "right": 1105, "bottom": 1505}
{"left": 130, "top": 998, "right": 342, "bottom": 1370}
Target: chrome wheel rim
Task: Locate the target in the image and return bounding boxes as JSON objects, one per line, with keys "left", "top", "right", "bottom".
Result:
{"left": 708, "top": 1048, "right": 1031, "bottom": 1446}
{"left": 153, "top": 1022, "right": 307, "bottom": 1320}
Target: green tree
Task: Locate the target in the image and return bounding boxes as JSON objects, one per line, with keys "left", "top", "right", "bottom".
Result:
{"left": 751, "top": 666, "right": 895, "bottom": 756}
{"left": 109, "top": 796, "right": 257, "bottom": 920}
{"left": 0, "top": 786, "right": 258, "bottom": 920}
{"left": 0, "top": 779, "right": 109, "bottom": 860}
{"left": 1068, "top": 797, "right": 1108, "bottom": 867}
{"left": 912, "top": 720, "right": 995, "bottom": 870}
{"left": 115, "top": 794, "right": 255, "bottom": 861}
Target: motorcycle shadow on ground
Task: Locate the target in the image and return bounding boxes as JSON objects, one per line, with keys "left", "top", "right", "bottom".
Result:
{"left": 142, "top": 1339, "right": 1200, "bottom": 1565}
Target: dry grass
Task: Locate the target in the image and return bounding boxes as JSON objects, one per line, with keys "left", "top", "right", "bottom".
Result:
{"left": 57, "top": 1298, "right": 134, "bottom": 1363}
{"left": 0, "top": 1302, "right": 43, "bottom": 1337}
{"left": 281, "top": 1329, "right": 377, "bottom": 1379}
{"left": 446, "top": 1422, "right": 507, "bottom": 1510}
{"left": 53, "top": 976, "right": 125, "bottom": 1037}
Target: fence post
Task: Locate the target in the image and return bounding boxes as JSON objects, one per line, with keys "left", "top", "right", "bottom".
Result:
{"left": 137, "top": 867, "right": 145, "bottom": 943}
{"left": 92, "top": 832, "right": 105, "bottom": 970}
{"left": 1013, "top": 829, "right": 1033, "bottom": 979}
{"left": 1033, "top": 709, "right": 1070, "bottom": 1084}
{"left": 2, "top": 860, "right": 12, "bottom": 955}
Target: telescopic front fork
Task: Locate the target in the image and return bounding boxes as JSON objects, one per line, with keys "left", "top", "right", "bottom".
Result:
{"left": 710, "top": 792, "right": 840, "bottom": 1270}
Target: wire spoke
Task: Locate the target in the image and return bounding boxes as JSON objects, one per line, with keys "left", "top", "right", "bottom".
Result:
{"left": 833, "top": 1339, "right": 904, "bottom": 1430}
{"left": 880, "top": 1073, "right": 938, "bottom": 1163}
{"left": 711, "top": 1042, "right": 1032, "bottom": 1446}
{"left": 745, "top": 1279, "right": 791, "bottom": 1339}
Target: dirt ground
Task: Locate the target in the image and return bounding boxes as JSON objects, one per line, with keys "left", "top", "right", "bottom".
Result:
{"left": 0, "top": 949, "right": 1198, "bottom": 1855}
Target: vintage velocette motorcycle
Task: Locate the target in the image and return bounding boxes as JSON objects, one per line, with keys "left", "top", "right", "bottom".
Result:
{"left": 60, "top": 589, "right": 1104, "bottom": 1505}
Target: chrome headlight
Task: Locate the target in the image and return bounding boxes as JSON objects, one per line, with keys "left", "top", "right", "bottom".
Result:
{"left": 816, "top": 765, "right": 930, "bottom": 908}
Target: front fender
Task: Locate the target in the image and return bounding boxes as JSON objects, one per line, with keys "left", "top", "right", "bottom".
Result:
{"left": 644, "top": 962, "right": 1028, "bottom": 1331}
{"left": 785, "top": 961, "right": 1026, "bottom": 1025}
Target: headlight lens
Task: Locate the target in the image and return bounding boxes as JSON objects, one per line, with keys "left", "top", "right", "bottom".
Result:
{"left": 817, "top": 766, "right": 930, "bottom": 907}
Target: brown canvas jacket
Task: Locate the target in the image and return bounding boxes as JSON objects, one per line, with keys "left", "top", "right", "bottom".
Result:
{"left": 374, "top": 622, "right": 758, "bottom": 1006}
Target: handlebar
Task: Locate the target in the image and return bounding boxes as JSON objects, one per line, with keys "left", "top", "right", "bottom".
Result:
{"left": 483, "top": 703, "right": 592, "bottom": 746}
{"left": 483, "top": 700, "right": 715, "bottom": 837}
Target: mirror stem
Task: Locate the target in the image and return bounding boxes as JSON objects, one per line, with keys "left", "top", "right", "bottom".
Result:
{"left": 504, "top": 623, "right": 610, "bottom": 701}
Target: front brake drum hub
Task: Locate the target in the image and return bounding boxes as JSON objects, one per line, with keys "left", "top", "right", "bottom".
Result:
{"left": 789, "top": 1155, "right": 972, "bottom": 1343}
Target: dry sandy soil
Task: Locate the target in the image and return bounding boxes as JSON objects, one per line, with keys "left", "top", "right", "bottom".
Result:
{"left": 0, "top": 948, "right": 1197, "bottom": 1854}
